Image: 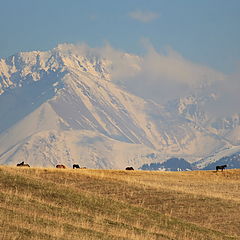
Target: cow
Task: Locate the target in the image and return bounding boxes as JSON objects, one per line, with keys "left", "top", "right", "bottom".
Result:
{"left": 16, "top": 161, "right": 30, "bottom": 167}
{"left": 216, "top": 165, "right": 227, "bottom": 171}
{"left": 73, "top": 164, "right": 80, "bottom": 169}
{"left": 125, "top": 166, "right": 134, "bottom": 170}
{"left": 56, "top": 164, "right": 66, "bottom": 169}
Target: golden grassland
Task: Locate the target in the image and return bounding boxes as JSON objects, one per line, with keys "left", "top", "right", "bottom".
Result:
{"left": 0, "top": 166, "right": 240, "bottom": 240}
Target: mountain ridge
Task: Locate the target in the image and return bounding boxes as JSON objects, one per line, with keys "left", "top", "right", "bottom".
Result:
{"left": 0, "top": 44, "right": 239, "bottom": 169}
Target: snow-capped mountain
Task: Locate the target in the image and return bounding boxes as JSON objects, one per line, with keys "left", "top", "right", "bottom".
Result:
{"left": 0, "top": 44, "right": 239, "bottom": 169}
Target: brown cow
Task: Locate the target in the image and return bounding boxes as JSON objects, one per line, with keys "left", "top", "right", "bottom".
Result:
{"left": 56, "top": 164, "right": 66, "bottom": 169}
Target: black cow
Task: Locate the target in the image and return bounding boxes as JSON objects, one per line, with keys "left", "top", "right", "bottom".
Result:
{"left": 73, "top": 164, "right": 80, "bottom": 169}
{"left": 16, "top": 161, "right": 30, "bottom": 167}
{"left": 216, "top": 165, "right": 227, "bottom": 171}
{"left": 125, "top": 167, "right": 134, "bottom": 170}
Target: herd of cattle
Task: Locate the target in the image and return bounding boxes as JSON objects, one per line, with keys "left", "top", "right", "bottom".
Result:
{"left": 16, "top": 161, "right": 228, "bottom": 172}
{"left": 16, "top": 161, "right": 135, "bottom": 170}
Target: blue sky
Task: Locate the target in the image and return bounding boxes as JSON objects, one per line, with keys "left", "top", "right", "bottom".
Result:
{"left": 0, "top": 0, "right": 240, "bottom": 74}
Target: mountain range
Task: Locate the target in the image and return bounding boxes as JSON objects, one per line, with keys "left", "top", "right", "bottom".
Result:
{"left": 0, "top": 44, "right": 240, "bottom": 169}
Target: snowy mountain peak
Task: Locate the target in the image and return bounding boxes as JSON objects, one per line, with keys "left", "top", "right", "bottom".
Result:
{"left": 0, "top": 44, "right": 240, "bottom": 169}
{"left": 0, "top": 45, "right": 112, "bottom": 95}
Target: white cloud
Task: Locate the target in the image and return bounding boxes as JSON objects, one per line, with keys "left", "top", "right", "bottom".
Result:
{"left": 107, "top": 42, "right": 227, "bottom": 103}
{"left": 129, "top": 10, "right": 159, "bottom": 23}
{"left": 58, "top": 42, "right": 239, "bottom": 117}
{"left": 204, "top": 71, "right": 240, "bottom": 117}
{"left": 101, "top": 42, "right": 239, "bottom": 117}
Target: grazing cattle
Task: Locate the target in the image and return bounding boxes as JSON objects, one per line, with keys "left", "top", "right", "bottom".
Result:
{"left": 73, "top": 164, "right": 80, "bottom": 169}
{"left": 216, "top": 165, "right": 227, "bottom": 171}
{"left": 16, "top": 161, "right": 30, "bottom": 167}
{"left": 125, "top": 167, "right": 134, "bottom": 170}
{"left": 56, "top": 164, "right": 66, "bottom": 169}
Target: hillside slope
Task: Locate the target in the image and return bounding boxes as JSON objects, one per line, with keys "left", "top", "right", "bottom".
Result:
{"left": 0, "top": 166, "right": 239, "bottom": 240}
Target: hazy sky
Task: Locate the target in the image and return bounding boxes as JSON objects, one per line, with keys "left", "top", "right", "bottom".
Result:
{"left": 1, "top": 0, "right": 240, "bottom": 117}
{"left": 0, "top": 0, "right": 240, "bottom": 74}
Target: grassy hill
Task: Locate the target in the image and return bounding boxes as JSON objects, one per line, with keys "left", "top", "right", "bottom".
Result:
{"left": 0, "top": 166, "right": 240, "bottom": 240}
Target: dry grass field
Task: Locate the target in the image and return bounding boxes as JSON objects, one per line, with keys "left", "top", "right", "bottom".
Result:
{"left": 0, "top": 166, "right": 240, "bottom": 240}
